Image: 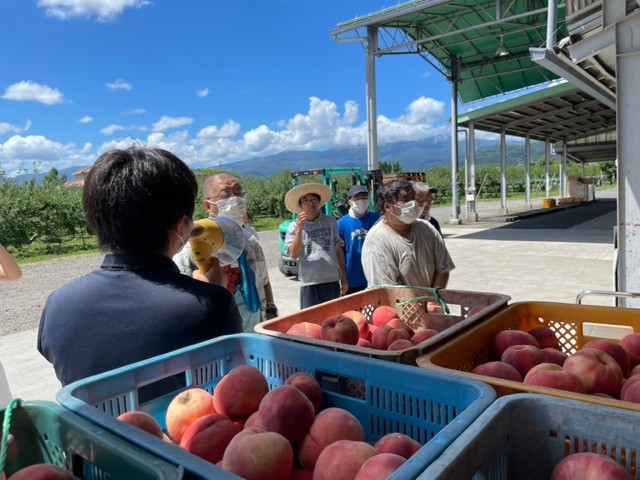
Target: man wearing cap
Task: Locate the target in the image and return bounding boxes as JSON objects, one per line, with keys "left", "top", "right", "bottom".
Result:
{"left": 413, "top": 181, "right": 442, "bottom": 237}
{"left": 337, "top": 185, "right": 380, "bottom": 295}
{"left": 284, "top": 183, "right": 348, "bottom": 309}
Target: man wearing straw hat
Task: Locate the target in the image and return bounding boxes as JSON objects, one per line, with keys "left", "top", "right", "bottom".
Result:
{"left": 284, "top": 183, "right": 347, "bottom": 309}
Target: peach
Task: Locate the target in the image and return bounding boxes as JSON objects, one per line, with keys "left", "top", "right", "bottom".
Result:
{"left": 7, "top": 464, "right": 74, "bottom": 480}
{"left": 542, "top": 347, "right": 568, "bottom": 367}
{"left": 631, "top": 364, "right": 640, "bottom": 377}
{"left": 374, "top": 432, "right": 421, "bottom": 459}
{"left": 523, "top": 363, "right": 586, "bottom": 394}
{"left": 243, "top": 410, "right": 265, "bottom": 429}
{"left": 387, "top": 339, "right": 415, "bottom": 351}
{"left": 357, "top": 338, "right": 374, "bottom": 348}
{"left": 342, "top": 310, "right": 370, "bottom": 339}
{"left": 584, "top": 339, "right": 631, "bottom": 377}
{"left": 528, "top": 326, "right": 562, "bottom": 350}
{"left": 289, "top": 469, "right": 314, "bottom": 480}
{"left": 213, "top": 365, "right": 269, "bottom": 421}
{"left": 564, "top": 348, "right": 623, "bottom": 397}
{"left": 551, "top": 452, "right": 633, "bottom": 480}
{"left": 258, "top": 384, "right": 315, "bottom": 443}
{"left": 621, "top": 376, "right": 640, "bottom": 403}
{"left": 386, "top": 327, "right": 411, "bottom": 348}
{"left": 313, "top": 440, "right": 377, "bottom": 480}
{"left": 386, "top": 318, "right": 415, "bottom": 337}
{"left": 298, "top": 407, "right": 365, "bottom": 470}
{"left": 471, "top": 361, "right": 523, "bottom": 382}
{"left": 117, "top": 410, "right": 163, "bottom": 439}
{"left": 321, "top": 315, "right": 359, "bottom": 345}
{"left": 165, "top": 387, "right": 215, "bottom": 444}
{"left": 501, "top": 344, "right": 546, "bottom": 378}
{"left": 285, "top": 371, "right": 323, "bottom": 413}
{"left": 411, "top": 328, "right": 439, "bottom": 345}
{"left": 371, "top": 325, "right": 393, "bottom": 350}
{"left": 354, "top": 453, "right": 406, "bottom": 480}
{"left": 287, "top": 322, "right": 322, "bottom": 339}
{"left": 491, "top": 330, "right": 539, "bottom": 358}
{"left": 222, "top": 427, "right": 294, "bottom": 480}
{"left": 180, "top": 413, "right": 241, "bottom": 464}
{"left": 620, "top": 333, "right": 640, "bottom": 369}
{"left": 371, "top": 305, "right": 399, "bottom": 326}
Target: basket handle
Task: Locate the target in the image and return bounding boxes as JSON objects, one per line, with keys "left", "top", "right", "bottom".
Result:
{"left": 576, "top": 290, "right": 640, "bottom": 305}
{"left": 367, "top": 285, "right": 450, "bottom": 314}
{"left": 0, "top": 398, "right": 22, "bottom": 477}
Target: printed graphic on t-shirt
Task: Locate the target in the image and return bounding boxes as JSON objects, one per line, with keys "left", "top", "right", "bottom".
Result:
{"left": 350, "top": 227, "right": 368, "bottom": 241}
{"left": 304, "top": 227, "right": 332, "bottom": 260}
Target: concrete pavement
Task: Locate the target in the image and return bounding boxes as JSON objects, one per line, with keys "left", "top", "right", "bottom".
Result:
{"left": 0, "top": 192, "right": 618, "bottom": 403}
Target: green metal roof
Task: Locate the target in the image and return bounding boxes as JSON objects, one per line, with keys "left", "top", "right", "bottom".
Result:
{"left": 332, "top": 0, "right": 568, "bottom": 104}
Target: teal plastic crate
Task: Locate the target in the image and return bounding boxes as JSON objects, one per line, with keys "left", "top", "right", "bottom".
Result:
{"left": 57, "top": 333, "right": 495, "bottom": 480}
{"left": 419, "top": 394, "right": 640, "bottom": 479}
{"left": 0, "top": 400, "right": 182, "bottom": 479}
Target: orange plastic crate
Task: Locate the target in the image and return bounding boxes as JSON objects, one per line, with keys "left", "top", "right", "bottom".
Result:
{"left": 416, "top": 301, "right": 640, "bottom": 411}
{"left": 255, "top": 286, "right": 510, "bottom": 364}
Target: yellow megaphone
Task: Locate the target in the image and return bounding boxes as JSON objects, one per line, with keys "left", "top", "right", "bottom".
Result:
{"left": 189, "top": 217, "right": 246, "bottom": 273}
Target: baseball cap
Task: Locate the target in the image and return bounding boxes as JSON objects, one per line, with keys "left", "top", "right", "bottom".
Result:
{"left": 347, "top": 185, "right": 368, "bottom": 198}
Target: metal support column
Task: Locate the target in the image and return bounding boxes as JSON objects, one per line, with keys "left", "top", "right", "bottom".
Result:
{"left": 525, "top": 133, "right": 531, "bottom": 208}
{"left": 365, "top": 27, "right": 379, "bottom": 171}
{"left": 500, "top": 127, "right": 508, "bottom": 213}
{"left": 545, "top": 138, "right": 551, "bottom": 198}
{"left": 468, "top": 122, "right": 477, "bottom": 221}
{"left": 616, "top": 12, "right": 640, "bottom": 307}
{"left": 450, "top": 57, "right": 461, "bottom": 224}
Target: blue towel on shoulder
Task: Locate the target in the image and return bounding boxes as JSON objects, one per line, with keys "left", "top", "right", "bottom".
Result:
{"left": 239, "top": 251, "right": 260, "bottom": 313}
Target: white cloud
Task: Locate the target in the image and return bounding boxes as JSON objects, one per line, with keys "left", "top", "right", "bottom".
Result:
{"left": 37, "top": 0, "right": 151, "bottom": 22}
{"left": 152, "top": 116, "right": 193, "bottom": 132}
{"left": 126, "top": 108, "right": 146, "bottom": 115}
{"left": 196, "top": 121, "right": 241, "bottom": 140}
{"left": 0, "top": 121, "right": 31, "bottom": 136}
{"left": 0, "top": 134, "right": 90, "bottom": 174}
{"left": 106, "top": 79, "right": 132, "bottom": 91}
{"left": 0, "top": 95, "right": 452, "bottom": 175}
{"left": 196, "top": 88, "right": 210, "bottom": 98}
{"left": 78, "top": 116, "right": 93, "bottom": 124}
{"left": 101, "top": 124, "right": 125, "bottom": 136}
{"left": 2, "top": 81, "right": 65, "bottom": 105}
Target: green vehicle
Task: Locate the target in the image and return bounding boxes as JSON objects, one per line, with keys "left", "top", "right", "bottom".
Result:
{"left": 278, "top": 168, "right": 382, "bottom": 277}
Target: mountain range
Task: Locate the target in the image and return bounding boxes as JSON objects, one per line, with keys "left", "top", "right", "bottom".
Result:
{"left": 17, "top": 137, "right": 550, "bottom": 183}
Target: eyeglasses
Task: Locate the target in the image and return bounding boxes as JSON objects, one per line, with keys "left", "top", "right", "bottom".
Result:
{"left": 208, "top": 188, "right": 246, "bottom": 200}
{"left": 300, "top": 196, "right": 320, "bottom": 205}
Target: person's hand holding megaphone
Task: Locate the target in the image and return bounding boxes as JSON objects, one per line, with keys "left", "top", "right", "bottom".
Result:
{"left": 189, "top": 219, "right": 227, "bottom": 287}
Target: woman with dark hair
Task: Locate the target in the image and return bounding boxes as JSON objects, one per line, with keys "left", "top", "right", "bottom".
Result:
{"left": 38, "top": 147, "right": 242, "bottom": 386}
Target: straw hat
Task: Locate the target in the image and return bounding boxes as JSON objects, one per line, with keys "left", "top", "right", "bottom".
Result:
{"left": 284, "top": 183, "right": 333, "bottom": 214}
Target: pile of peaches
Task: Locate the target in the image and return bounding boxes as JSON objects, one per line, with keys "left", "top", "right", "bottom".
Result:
{"left": 117, "top": 365, "right": 423, "bottom": 480}
{"left": 286, "top": 305, "right": 462, "bottom": 351}
{"left": 471, "top": 325, "right": 640, "bottom": 402}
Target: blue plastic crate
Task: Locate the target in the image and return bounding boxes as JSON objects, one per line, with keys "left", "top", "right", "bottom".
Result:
{"left": 0, "top": 400, "right": 182, "bottom": 479}
{"left": 57, "top": 333, "right": 495, "bottom": 480}
{"left": 419, "top": 394, "right": 640, "bottom": 480}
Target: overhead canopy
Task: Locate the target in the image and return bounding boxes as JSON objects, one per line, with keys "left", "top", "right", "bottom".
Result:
{"left": 457, "top": 81, "right": 617, "bottom": 163}
{"left": 331, "top": 0, "right": 568, "bottom": 104}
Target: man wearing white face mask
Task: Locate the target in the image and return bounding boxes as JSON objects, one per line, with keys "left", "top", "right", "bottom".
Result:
{"left": 361, "top": 180, "right": 454, "bottom": 290}
{"left": 338, "top": 185, "right": 380, "bottom": 295}
{"left": 173, "top": 172, "right": 278, "bottom": 331}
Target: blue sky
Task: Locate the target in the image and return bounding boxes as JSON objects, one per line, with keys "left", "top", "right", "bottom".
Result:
{"left": 0, "top": 0, "right": 496, "bottom": 177}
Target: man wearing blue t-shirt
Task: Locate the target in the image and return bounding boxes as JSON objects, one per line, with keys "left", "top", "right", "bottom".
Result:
{"left": 338, "top": 185, "right": 380, "bottom": 295}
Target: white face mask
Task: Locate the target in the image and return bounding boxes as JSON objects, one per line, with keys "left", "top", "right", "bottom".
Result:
{"left": 209, "top": 196, "right": 247, "bottom": 224}
{"left": 350, "top": 199, "right": 369, "bottom": 215}
{"left": 390, "top": 200, "right": 422, "bottom": 225}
